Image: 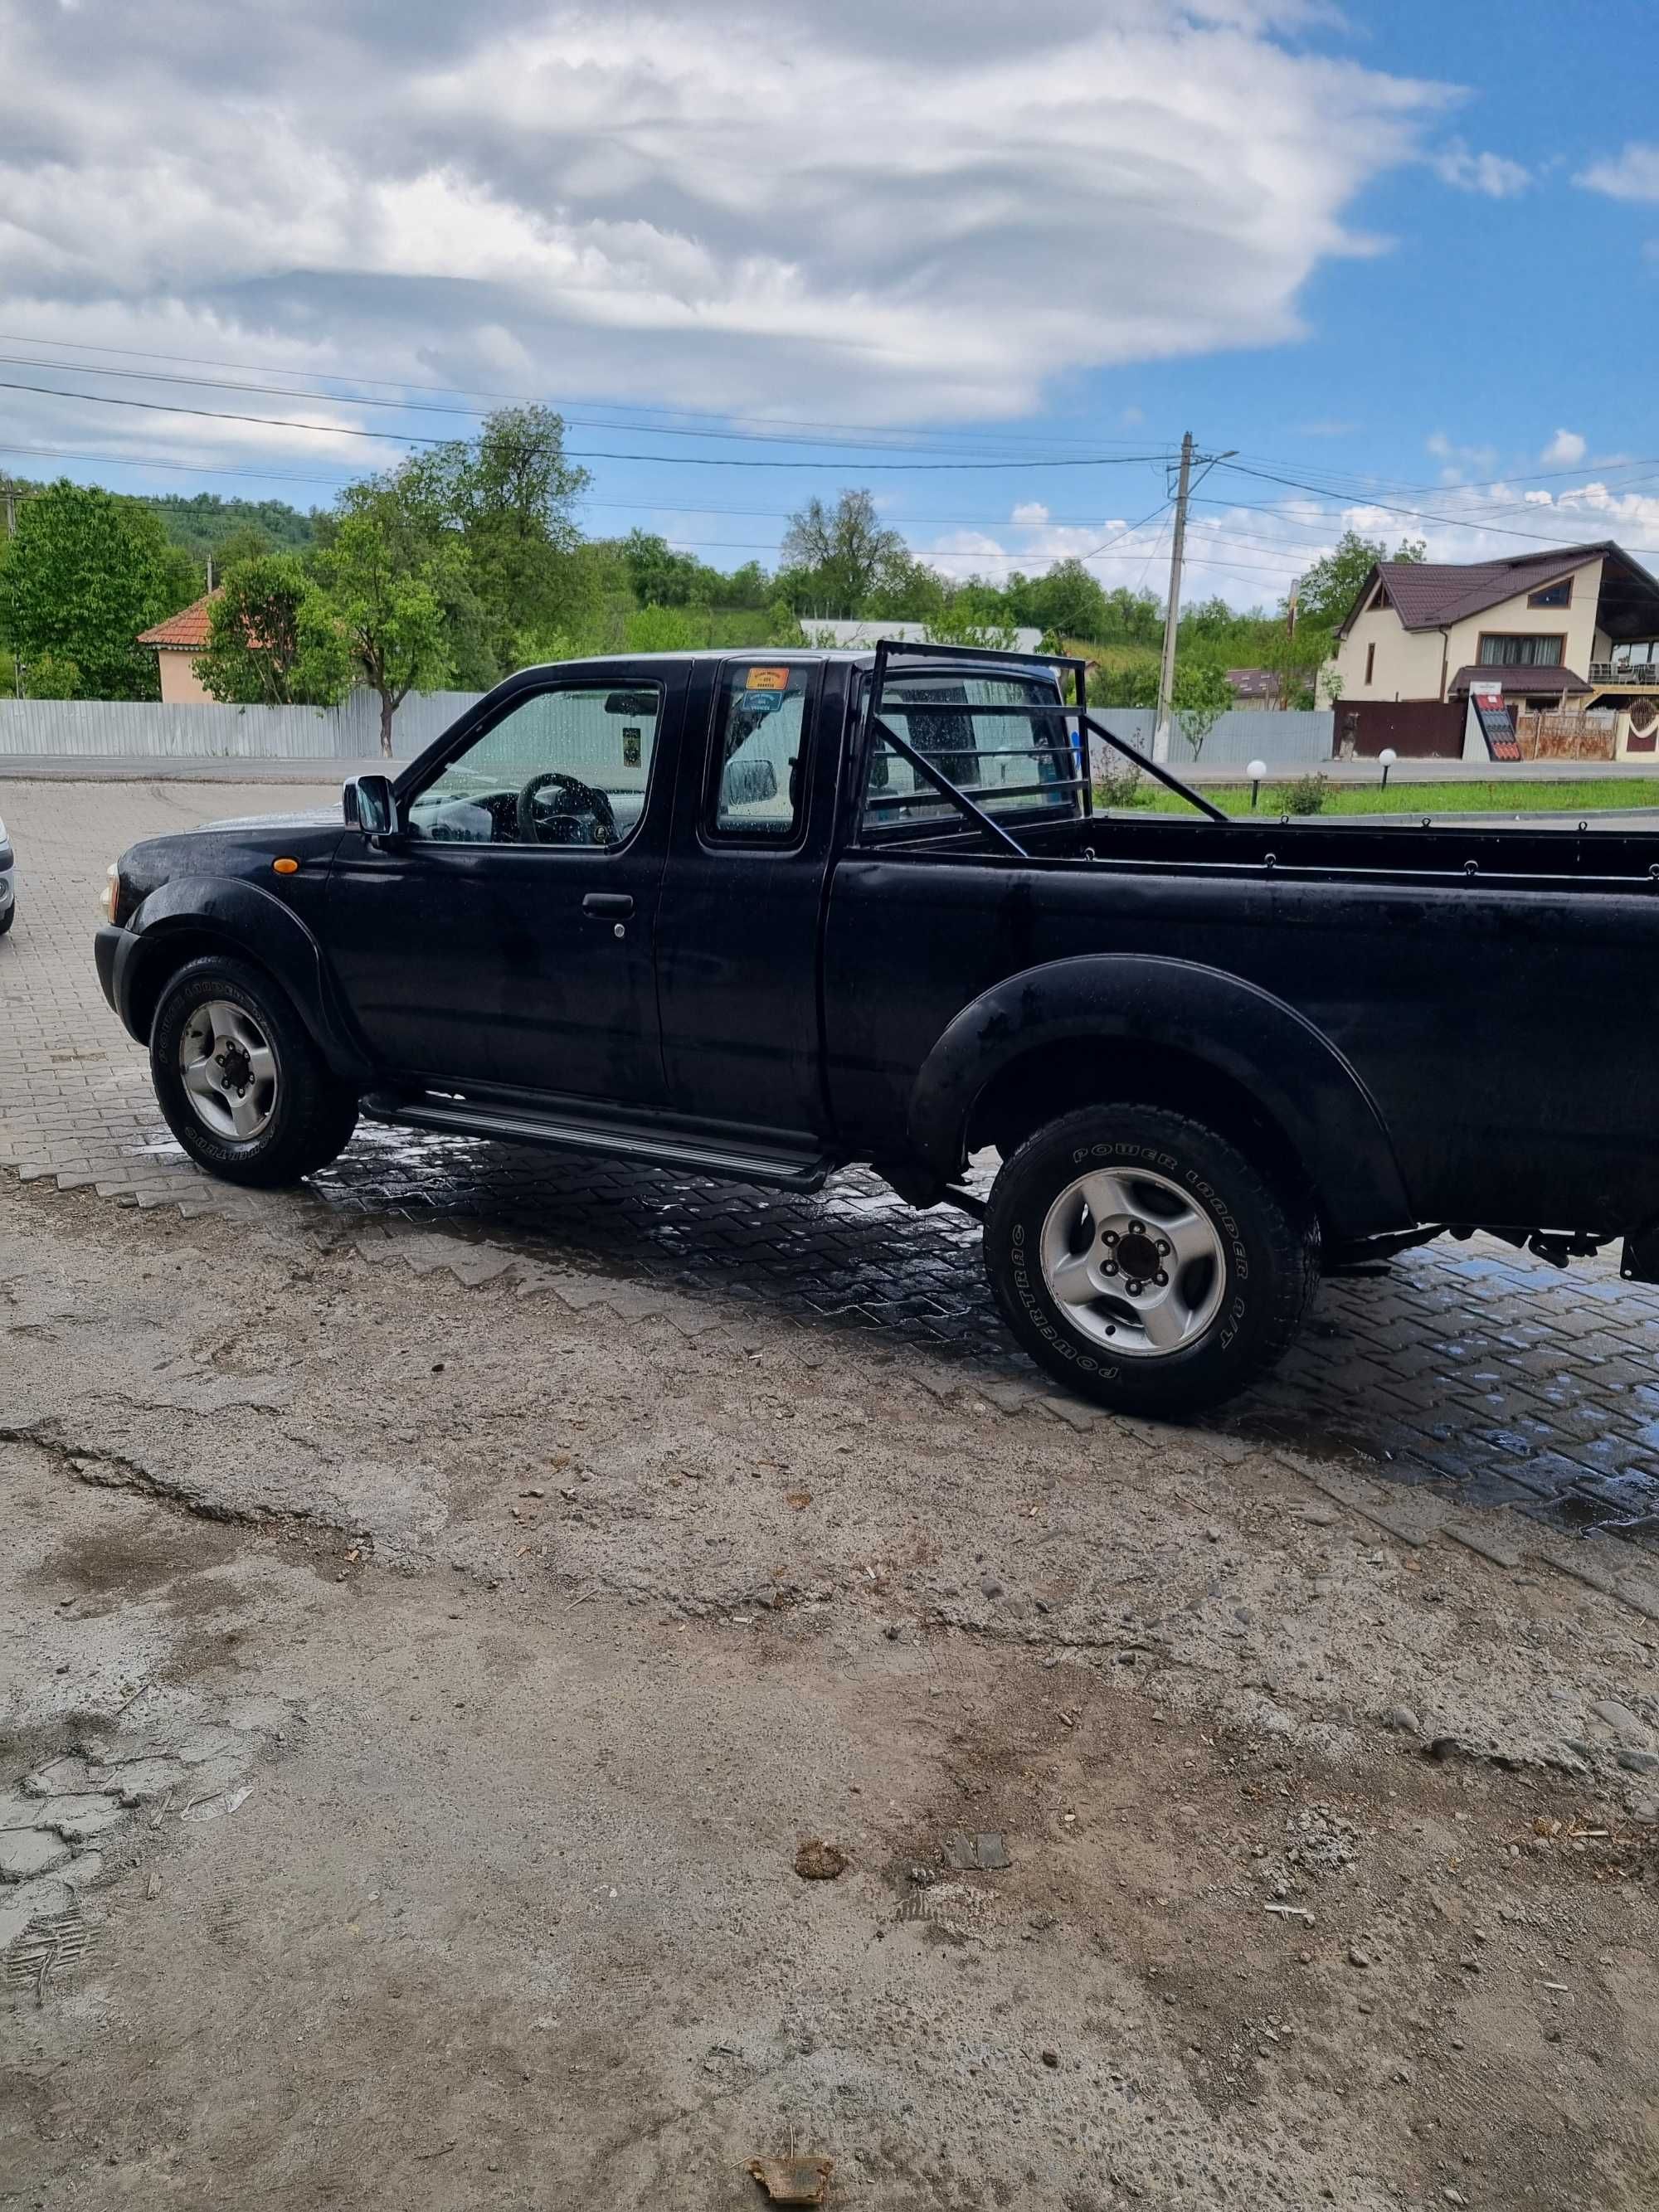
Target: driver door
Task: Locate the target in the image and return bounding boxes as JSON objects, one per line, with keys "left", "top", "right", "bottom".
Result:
{"left": 324, "top": 667, "right": 683, "bottom": 1105}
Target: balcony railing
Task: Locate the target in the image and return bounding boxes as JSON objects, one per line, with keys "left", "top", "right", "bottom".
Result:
{"left": 1589, "top": 659, "right": 1659, "bottom": 685}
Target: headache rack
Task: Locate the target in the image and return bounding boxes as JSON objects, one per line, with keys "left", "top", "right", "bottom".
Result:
{"left": 860, "top": 637, "right": 1226, "bottom": 859}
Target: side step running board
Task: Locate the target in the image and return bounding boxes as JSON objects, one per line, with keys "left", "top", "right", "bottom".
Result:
{"left": 361, "top": 1094, "right": 834, "bottom": 1192}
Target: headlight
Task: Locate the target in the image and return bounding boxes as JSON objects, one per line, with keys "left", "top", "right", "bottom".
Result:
{"left": 100, "top": 863, "right": 123, "bottom": 926}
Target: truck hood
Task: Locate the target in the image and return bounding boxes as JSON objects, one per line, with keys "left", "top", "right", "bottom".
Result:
{"left": 192, "top": 807, "right": 343, "bottom": 835}
{"left": 117, "top": 810, "right": 348, "bottom": 909}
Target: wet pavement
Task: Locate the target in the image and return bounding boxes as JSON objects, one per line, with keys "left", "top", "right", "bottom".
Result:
{"left": 3, "top": 775, "right": 1657, "bottom": 1549}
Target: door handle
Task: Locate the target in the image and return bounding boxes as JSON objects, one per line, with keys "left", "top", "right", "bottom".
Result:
{"left": 582, "top": 892, "right": 635, "bottom": 920}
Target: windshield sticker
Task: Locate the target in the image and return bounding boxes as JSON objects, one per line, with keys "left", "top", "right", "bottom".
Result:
{"left": 745, "top": 667, "right": 790, "bottom": 692}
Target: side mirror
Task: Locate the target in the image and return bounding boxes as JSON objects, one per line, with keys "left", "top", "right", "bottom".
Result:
{"left": 724, "top": 756, "right": 779, "bottom": 807}
{"left": 345, "top": 774, "right": 397, "bottom": 840}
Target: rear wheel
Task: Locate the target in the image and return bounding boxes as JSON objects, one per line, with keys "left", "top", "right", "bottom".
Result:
{"left": 983, "top": 1103, "right": 1318, "bottom": 1415}
{"left": 150, "top": 955, "right": 358, "bottom": 1188}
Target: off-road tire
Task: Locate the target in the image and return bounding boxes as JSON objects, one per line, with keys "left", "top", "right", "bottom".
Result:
{"left": 150, "top": 955, "right": 359, "bottom": 1188}
{"left": 983, "top": 1103, "right": 1319, "bottom": 1415}
{"left": 0, "top": 903, "right": 13, "bottom": 936}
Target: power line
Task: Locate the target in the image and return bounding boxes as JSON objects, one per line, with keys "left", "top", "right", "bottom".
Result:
{"left": 1230, "top": 446, "right": 1659, "bottom": 501}
{"left": 0, "top": 329, "right": 1174, "bottom": 456}
{"left": 0, "top": 377, "right": 1175, "bottom": 472}
{"left": 1214, "top": 460, "right": 1659, "bottom": 555}
{"left": 0, "top": 348, "right": 1179, "bottom": 465}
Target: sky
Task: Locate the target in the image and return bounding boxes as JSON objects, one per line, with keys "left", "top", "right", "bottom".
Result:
{"left": 2, "top": 0, "right": 1658, "bottom": 610}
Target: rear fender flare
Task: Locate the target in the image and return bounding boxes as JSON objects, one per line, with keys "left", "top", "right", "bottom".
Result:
{"left": 123, "top": 876, "right": 370, "bottom": 1081}
{"left": 907, "top": 953, "right": 1412, "bottom": 1237}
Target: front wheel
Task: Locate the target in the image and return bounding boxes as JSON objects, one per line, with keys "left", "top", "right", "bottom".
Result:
{"left": 983, "top": 1104, "right": 1319, "bottom": 1415}
{"left": 150, "top": 955, "right": 358, "bottom": 1188}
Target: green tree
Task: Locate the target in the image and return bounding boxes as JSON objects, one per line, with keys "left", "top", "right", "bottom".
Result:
{"left": 150, "top": 492, "right": 319, "bottom": 567}
{"left": 402, "top": 405, "right": 589, "bottom": 673}
{"left": 1100, "top": 586, "right": 1165, "bottom": 649}
{"left": 0, "top": 479, "right": 197, "bottom": 699}
{"left": 864, "top": 552, "right": 951, "bottom": 625}
{"left": 23, "top": 650, "right": 83, "bottom": 699}
{"left": 1007, "top": 558, "right": 1108, "bottom": 643}
{"left": 196, "top": 554, "right": 351, "bottom": 708}
{"left": 621, "top": 531, "right": 701, "bottom": 608}
{"left": 779, "top": 489, "right": 909, "bottom": 615}
{"left": 1292, "top": 529, "right": 1427, "bottom": 631}
{"left": 624, "top": 603, "right": 699, "bottom": 653}
{"left": 1089, "top": 648, "right": 1161, "bottom": 708}
{"left": 314, "top": 486, "right": 456, "bottom": 755}
{"left": 1171, "top": 659, "right": 1233, "bottom": 760}
{"left": 1260, "top": 620, "right": 1337, "bottom": 710}
{"left": 765, "top": 599, "right": 805, "bottom": 647}
{"left": 205, "top": 523, "right": 275, "bottom": 581}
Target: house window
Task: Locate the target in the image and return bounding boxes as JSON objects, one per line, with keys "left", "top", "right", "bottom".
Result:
{"left": 1527, "top": 578, "right": 1573, "bottom": 610}
{"left": 1477, "top": 633, "right": 1564, "bottom": 668}
{"left": 1364, "top": 642, "right": 1375, "bottom": 685}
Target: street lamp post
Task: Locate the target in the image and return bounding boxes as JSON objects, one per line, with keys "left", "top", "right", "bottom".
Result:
{"left": 1248, "top": 758, "right": 1267, "bottom": 810}
{"left": 1379, "top": 746, "right": 1398, "bottom": 792}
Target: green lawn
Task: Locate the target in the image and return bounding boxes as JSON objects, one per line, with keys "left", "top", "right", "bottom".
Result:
{"left": 1110, "top": 776, "right": 1659, "bottom": 819}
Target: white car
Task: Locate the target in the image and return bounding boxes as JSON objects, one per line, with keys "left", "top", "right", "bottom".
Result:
{"left": 0, "top": 812, "right": 13, "bottom": 936}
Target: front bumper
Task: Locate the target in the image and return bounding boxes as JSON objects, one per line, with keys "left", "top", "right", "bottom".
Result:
{"left": 95, "top": 924, "right": 141, "bottom": 1036}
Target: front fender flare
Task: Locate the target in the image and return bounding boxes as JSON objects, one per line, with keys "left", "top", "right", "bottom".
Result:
{"left": 907, "top": 953, "right": 1412, "bottom": 1237}
{"left": 119, "top": 876, "right": 370, "bottom": 1081}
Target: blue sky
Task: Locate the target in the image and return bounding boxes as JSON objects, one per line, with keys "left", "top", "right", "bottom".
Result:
{"left": 2, "top": 0, "right": 1657, "bottom": 608}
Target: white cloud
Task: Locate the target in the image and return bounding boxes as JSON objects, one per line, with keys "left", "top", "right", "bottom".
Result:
{"left": 1576, "top": 143, "right": 1659, "bottom": 202}
{"left": 1010, "top": 502, "right": 1051, "bottom": 526}
{"left": 1432, "top": 141, "right": 1530, "bottom": 198}
{"left": 1541, "top": 428, "right": 1586, "bottom": 466}
{"left": 908, "top": 470, "right": 1659, "bottom": 615}
{"left": 1424, "top": 430, "right": 1497, "bottom": 483}
{"left": 0, "top": 0, "right": 1452, "bottom": 452}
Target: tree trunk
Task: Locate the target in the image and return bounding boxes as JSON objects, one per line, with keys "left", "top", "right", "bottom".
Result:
{"left": 379, "top": 690, "right": 395, "bottom": 758}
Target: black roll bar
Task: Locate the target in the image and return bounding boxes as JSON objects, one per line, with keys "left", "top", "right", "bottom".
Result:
{"left": 862, "top": 635, "right": 1228, "bottom": 849}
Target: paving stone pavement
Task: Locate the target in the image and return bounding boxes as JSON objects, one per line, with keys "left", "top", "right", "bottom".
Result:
{"left": 3, "top": 775, "right": 1658, "bottom": 1551}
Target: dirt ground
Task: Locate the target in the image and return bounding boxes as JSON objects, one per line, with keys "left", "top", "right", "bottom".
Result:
{"left": 2, "top": 1170, "right": 1658, "bottom": 2210}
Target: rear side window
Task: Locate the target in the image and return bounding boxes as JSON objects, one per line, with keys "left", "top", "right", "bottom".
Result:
{"left": 861, "top": 672, "right": 1074, "bottom": 834}
{"left": 708, "top": 663, "right": 811, "bottom": 839}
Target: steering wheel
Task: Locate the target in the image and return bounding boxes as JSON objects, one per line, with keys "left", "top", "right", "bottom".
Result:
{"left": 517, "top": 770, "right": 618, "bottom": 847}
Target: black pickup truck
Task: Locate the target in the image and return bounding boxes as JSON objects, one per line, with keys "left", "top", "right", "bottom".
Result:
{"left": 95, "top": 641, "right": 1659, "bottom": 1413}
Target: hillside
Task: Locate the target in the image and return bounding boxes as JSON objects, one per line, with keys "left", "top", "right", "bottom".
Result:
{"left": 150, "top": 493, "right": 320, "bottom": 567}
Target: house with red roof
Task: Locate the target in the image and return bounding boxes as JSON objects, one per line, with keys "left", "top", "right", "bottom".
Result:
{"left": 135, "top": 590, "right": 221, "bottom": 705}
{"left": 1329, "top": 542, "right": 1659, "bottom": 758}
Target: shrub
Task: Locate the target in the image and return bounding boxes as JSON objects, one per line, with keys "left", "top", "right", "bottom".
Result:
{"left": 1095, "top": 758, "right": 1147, "bottom": 809}
{"left": 1284, "top": 773, "right": 1328, "bottom": 816}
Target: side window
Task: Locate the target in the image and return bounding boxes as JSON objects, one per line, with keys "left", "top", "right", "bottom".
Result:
{"left": 708, "top": 664, "right": 811, "bottom": 839}
{"left": 861, "top": 672, "right": 1074, "bottom": 833}
{"left": 406, "top": 683, "right": 664, "bottom": 848}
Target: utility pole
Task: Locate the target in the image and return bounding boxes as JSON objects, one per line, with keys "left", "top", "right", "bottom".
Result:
{"left": 1152, "top": 432, "right": 1194, "bottom": 765}
{"left": 1151, "top": 435, "right": 1237, "bottom": 763}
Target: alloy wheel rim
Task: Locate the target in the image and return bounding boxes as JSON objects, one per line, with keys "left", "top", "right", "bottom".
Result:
{"left": 1039, "top": 1164, "right": 1226, "bottom": 1359}
{"left": 178, "top": 999, "right": 279, "bottom": 1145}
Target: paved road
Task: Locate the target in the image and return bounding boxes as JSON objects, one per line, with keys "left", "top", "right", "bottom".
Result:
{"left": 3, "top": 776, "right": 1657, "bottom": 1548}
